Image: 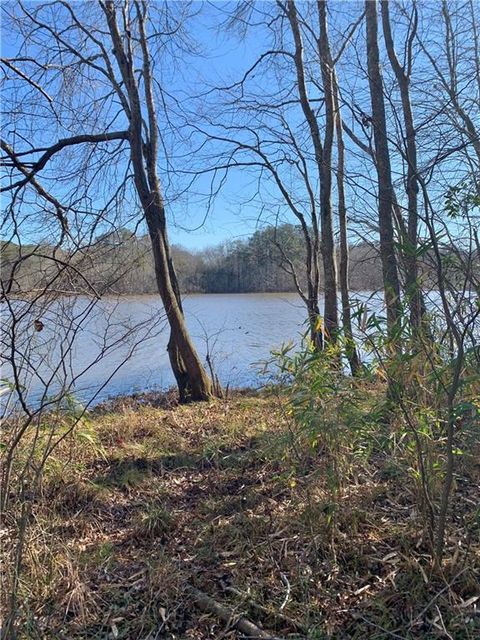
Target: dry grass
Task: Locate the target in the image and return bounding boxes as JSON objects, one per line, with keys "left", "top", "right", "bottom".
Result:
{"left": 2, "top": 391, "right": 479, "bottom": 639}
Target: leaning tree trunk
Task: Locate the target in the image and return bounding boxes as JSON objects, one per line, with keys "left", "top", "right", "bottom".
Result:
{"left": 166, "top": 232, "right": 214, "bottom": 400}
{"left": 104, "top": 0, "right": 214, "bottom": 401}
{"left": 144, "top": 201, "right": 213, "bottom": 401}
{"left": 365, "top": 0, "right": 402, "bottom": 339}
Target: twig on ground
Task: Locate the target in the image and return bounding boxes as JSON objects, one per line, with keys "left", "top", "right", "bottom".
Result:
{"left": 355, "top": 614, "right": 407, "bottom": 639}
{"left": 279, "top": 573, "right": 291, "bottom": 611}
{"left": 408, "top": 567, "right": 468, "bottom": 629}
{"left": 189, "top": 586, "right": 286, "bottom": 639}
{"left": 223, "top": 585, "right": 307, "bottom": 634}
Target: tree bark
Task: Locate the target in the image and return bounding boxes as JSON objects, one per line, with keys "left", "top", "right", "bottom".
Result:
{"left": 365, "top": 0, "right": 402, "bottom": 339}
{"left": 317, "top": 0, "right": 339, "bottom": 343}
{"left": 103, "top": 0, "right": 214, "bottom": 401}
{"left": 317, "top": 0, "right": 360, "bottom": 371}
{"left": 381, "top": 1, "right": 424, "bottom": 331}
{"left": 331, "top": 73, "right": 361, "bottom": 374}
{"left": 283, "top": 0, "right": 339, "bottom": 343}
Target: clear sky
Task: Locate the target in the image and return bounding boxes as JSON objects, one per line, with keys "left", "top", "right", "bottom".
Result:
{"left": 1, "top": 1, "right": 283, "bottom": 251}
{"left": 157, "top": 1, "right": 364, "bottom": 250}
{"left": 158, "top": 3, "right": 268, "bottom": 249}
{"left": 2, "top": 1, "right": 472, "bottom": 251}
{"left": 0, "top": 1, "right": 390, "bottom": 251}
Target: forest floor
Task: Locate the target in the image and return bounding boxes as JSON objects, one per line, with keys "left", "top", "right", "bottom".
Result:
{"left": 2, "top": 391, "right": 479, "bottom": 639}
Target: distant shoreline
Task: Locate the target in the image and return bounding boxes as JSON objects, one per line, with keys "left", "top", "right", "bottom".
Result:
{"left": 4, "top": 288, "right": 382, "bottom": 301}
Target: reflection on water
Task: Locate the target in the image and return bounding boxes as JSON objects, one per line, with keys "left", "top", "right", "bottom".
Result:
{"left": 2, "top": 292, "right": 382, "bottom": 408}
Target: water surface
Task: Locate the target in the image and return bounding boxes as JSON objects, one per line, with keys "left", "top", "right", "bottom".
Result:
{"left": 2, "top": 292, "right": 380, "bottom": 408}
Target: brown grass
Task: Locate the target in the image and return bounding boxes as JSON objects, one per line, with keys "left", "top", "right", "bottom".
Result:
{"left": 2, "top": 391, "right": 479, "bottom": 639}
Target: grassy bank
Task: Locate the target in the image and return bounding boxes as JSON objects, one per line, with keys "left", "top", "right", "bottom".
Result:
{"left": 2, "top": 391, "right": 479, "bottom": 639}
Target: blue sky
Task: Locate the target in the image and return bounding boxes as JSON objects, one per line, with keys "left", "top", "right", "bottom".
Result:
{"left": 159, "top": 3, "right": 266, "bottom": 248}
{"left": 0, "top": 1, "right": 384, "bottom": 251}
{"left": 2, "top": 1, "right": 474, "bottom": 252}
{"left": 1, "top": 1, "right": 280, "bottom": 250}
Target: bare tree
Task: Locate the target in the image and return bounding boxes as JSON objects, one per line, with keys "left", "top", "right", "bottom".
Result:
{"left": 365, "top": 0, "right": 402, "bottom": 339}
{"left": 332, "top": 62, "right": 361, "bottom": 374}
{"left": 1, "top": 0, "right": 215, "bottom": 401}
{"left": 280, "top": 0, "right": 338, "bottom": 342}
{"left": 381, "top": 0, "right": 425, "bottom": 331}
{"left": 186, "top": 1, "right": 364, "bottom": 351}
{"left": 1, "top": 180, "right": 169, "bottom": 637}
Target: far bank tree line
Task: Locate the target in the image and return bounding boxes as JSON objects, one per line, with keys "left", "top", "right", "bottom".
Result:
{"left": 3, "top": 223, "right": 475, "bottom": 298}
{"left": 2, "top": 224, "right": 387, "bottom": 296}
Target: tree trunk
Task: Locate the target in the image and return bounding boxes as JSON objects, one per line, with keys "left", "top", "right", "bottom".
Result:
{"left": 332, "top": 70, "right": 361, "bottom": 375}
{"left": 103, "top": 0, "right": 214, "bottom": 401}
{"left": 365, "top": 0, "right": 402, "bottom": 339}
{"left": 144, "top": 204, "right": 214, "bottom": 401}
{"left": 284, "top": 0, "right": 338, "bottom": 344}
{"left": 308, "top": 297, "right": 323, "bottom": 350}
{"left": 381, "top": 1, "right": 424, "bottom": 331}
{"left": 317, "top": 0, "right": 339, "bottom": 343}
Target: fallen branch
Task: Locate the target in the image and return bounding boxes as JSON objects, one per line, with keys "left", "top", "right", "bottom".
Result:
{"left": 189, "top": 587, "right": 285, "bottom": 639}
{"left": 223, "top": 585, "right": 307, "bottom": 634}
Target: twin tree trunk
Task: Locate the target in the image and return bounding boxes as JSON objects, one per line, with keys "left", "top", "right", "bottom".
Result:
{"left": 381, "top": 1, "right": 424, "bottom": 331}
{"left": 318, "top": 0, "right": 360, "bottom": 374}
{"left": 285, "top": 0, "right": 339, "bottom": 346}
{"left": 365, "top": 0, "right": 402, "bottom": 339}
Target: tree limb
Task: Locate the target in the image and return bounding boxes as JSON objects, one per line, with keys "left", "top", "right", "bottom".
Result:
{"left": 1, "top": 131, "right": 129, "bottom": 192}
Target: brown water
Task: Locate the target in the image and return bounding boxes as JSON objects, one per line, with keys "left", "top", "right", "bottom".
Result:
{"left": 2, "top": 292, "right": 380, "bottom": 408}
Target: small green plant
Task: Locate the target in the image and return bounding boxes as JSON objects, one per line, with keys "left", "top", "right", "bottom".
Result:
{"left": 116, "top": 464, "right": 149, "bottom": 488}
{"left": 358, "top": 291, "right": 480, "bottom": 565}
{"left": 135, "top": 502, "right": 174, "bottom": 540}
{"left": 264, "top": 335, "right": 381, "bottom": 556}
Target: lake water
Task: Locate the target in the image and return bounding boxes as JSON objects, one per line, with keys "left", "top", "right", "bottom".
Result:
{"left": 1, "top": 292, "right": 381, "bottom": 410}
